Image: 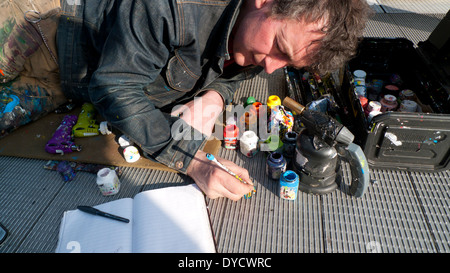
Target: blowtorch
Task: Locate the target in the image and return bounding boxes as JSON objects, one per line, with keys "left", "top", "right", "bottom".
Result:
{"left": 283, "top": 97, "right": 370, "bottom": 197}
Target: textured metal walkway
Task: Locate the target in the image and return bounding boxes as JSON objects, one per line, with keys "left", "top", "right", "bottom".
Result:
{"left": 1, "top": 1, "right": 449, "bottom": 253}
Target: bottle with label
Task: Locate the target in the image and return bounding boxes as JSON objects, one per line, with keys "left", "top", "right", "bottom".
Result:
{"left": 353, "top": 70, "right": 366, "bottom": 86}
{"left": 224, "top": 124, "right": 239, "bottom": 150}
{"left": 399, "top": 100, "right": 417, "bottom": 112}
{"left": 266, "top": 95, "right": 281, "bottom": 115}
{"left": 279, "top": 170, "right": 299, "bottom": 200}
{"left": 399, "top": 89, "right": 415, "bottom": 101}
{"left": 380, "top": 94, "right": 398, "bottom": 112}
{"left": 123, "top": 146, "right": 141, "bottom": 163}
{"left": 240, "top": 130, "right": 259, "bottom": 157}
{"left": 267, "top": 95, "right": 282, "bottom": 134}
{"left": 96, "top": 168, "right": 120, "bottom": 196}
{"left": 365, "top": 101, "right": 382, "bottom": 117}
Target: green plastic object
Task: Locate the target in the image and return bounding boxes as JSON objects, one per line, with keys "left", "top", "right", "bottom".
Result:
{"left": 244, "top": 96, "right": 256, "bottom": 107}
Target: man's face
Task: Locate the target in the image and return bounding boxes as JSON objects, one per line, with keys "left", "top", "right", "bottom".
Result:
{"left": 232, "top": 0, "right": 325, "bottom": 74}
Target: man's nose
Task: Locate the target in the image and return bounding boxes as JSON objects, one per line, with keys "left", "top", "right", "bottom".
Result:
{"left": 263, "top": 56, "right": 287, "bottom": 74}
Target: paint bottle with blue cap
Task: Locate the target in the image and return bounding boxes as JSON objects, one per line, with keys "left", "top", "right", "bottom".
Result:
{"left": 279, "top": 170, "right": 299, "bottom": 200}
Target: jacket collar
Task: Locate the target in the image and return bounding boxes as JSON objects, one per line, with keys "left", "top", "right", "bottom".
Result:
{"left": 217, "top": 0, "right": 243, "bottom": 60}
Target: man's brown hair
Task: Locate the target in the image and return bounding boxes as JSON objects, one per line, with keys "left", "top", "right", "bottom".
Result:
{"left": 270, "top": 0, "right": 372, "bottom": 74}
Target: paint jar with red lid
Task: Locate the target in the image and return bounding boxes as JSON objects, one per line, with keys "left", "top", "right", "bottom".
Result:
{"left": 224, "top": 124, "right": 239, "bottom": 150}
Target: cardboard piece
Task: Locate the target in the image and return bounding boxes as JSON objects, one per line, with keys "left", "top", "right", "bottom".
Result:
{"left": 0, "top": 108, "right": 221, "bottom": 172}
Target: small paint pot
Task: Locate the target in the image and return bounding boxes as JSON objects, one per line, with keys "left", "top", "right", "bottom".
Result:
{"left": 399, "top": 100, "right": 417, "bottom": 112}
{"left": 279, "top": 170, "right": 299, "bottom": 200}
{"left": 266, "top": 152, "right": 287, "bottom": 180}
{"left": 224, "top": 124, "right": 239, "bottom": 150}
{"left": 123, "top": 146, "right": 140, "bottom": 163}
{"left": 399, "top": 89, "right": 415, "bottom": 101}
{"left": 96, "top": 168, "right": 120, "bottom": 196}
{"left": 380, "top": 95, "right": 398, "bottom": 112}
{"left": 240, "top": 131, "right": 259, "bottom": 157}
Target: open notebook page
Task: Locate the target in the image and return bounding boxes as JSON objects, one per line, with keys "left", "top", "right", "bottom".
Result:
{"left": 55, "top": 198, "right": 134, "bottom": 253}
{"left": 132, "top": 184, "right": 216, "bottom": 253}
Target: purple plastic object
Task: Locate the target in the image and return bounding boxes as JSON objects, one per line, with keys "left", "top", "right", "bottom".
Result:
{"left": 45, "top": 115, "right": 81, "bottom": 154}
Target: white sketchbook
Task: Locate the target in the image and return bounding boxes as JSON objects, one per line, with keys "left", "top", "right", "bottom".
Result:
{"left": 55, "top": 184, "right": 216, "bottom": 253}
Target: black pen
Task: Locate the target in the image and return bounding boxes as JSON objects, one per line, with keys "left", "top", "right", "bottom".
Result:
{"left": 77, "top": 206, "right": 130, "bottom": 223}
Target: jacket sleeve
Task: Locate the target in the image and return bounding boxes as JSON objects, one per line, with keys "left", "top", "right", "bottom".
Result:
{"left": 202, "top": 63, "right": 264, "bottom": 105}
{"left": 88, "top": 1, "right": 207, "bottom": 173}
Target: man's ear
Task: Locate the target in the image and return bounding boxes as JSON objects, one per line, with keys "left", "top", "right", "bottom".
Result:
{"left": 255, "top": 0, "right": 273, "bottom": 9}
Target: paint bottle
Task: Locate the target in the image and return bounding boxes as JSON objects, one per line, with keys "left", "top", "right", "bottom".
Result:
{"left": 365, "top": 101, "right": 383, "bottom": 122}
{"left": 240, "top": 130, "right": 259, "bottom": 157}
{"left": 118, "top": 134, "right": 140, "bottom": 163}
{"left": 252, "top": 101, "right": 263, "bottom": 118}
{"left": 224, "top": 124, "right": 239, "bottom": 150}
{"left": 399, "top": 89, "right": 415, "bottom": 101}
{"left": 399, "top": 100, "right": 417, "bottom": 112}
{"left": 355, "top": 86, "right": 367, "bottom": 98}
{"left": 359, "top": 96, "right": 368, "bottom": 110}
{"left": 383, "top": 85, "right": 400, "bottom": 97}
{"left": 279, "top": 170, "right": 299, "bottom": 200}
{"left": 367, "top": 101, "right": 382, "bottom": 112}
{"left": 279, "top": 109, "right": 294, "bottom": 139}
{"left": 123, "top": 146, "right": 141, "bottom": 163}
{"left": 267, "top": 96, "right": 287, "bottom": 137}
{"left": 99, "top": 121, "right": 112, "bottom": 135}
{"left": 353, "top": 70, "right": 366, "bottom": 86}
{"left": 266, "top": 152, "right": 287, "bottom": 180}
{"left": 244, "top": 96, "right": 256, "bottom": 108}
{"left": 96, "top": 168, "right": 120, "bottom": 196}
{"left": 282, "top": 131, "right": 297, "bottom": 159}
{"left": 239, "top": 107, "right": 257, "bottom": 131}
{"left": 118, "top": 135, "right": 134, "bottom": 147}
{"left": 380, "top": 94, "right": 398, "bottom": 112}
{"left": 364, "top": 101, "right": 381, "bottom": 117}
{"left": 367, "top": 79, "right": 383, "bottom": 101}
{"left": 267, "top": 95, "right": 281, "bottom": 115}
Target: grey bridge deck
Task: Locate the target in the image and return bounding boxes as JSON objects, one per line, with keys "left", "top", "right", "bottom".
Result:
{"left": 1, "top": 0, "right": 449, "bottom": 253}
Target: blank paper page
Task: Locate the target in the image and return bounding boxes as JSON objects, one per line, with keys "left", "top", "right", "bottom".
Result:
{"left": 132, "top": 184, "right": 216, "bottom": 253}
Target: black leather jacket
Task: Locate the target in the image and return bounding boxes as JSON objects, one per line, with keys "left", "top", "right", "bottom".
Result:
{"left": 57, "top": 0, "right": 262, "bottom": 173}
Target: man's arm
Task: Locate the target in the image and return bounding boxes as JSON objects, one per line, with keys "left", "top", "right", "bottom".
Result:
{"left": 88, "top": 1, "right": 257, "bottom": 199}
{"left": 87, "top": 1, "right": 208, "bottom": 173}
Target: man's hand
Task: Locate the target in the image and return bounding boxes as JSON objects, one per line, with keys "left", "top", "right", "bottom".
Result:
{"left": 187, "top": 150, "right": 255, "bottom": 201}
{"left": 172, "top": 90, "right": 254, "bottom": 200}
